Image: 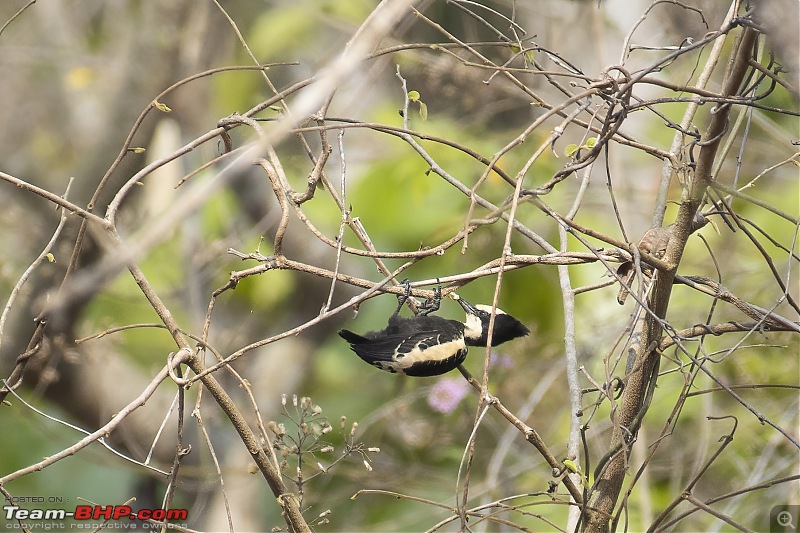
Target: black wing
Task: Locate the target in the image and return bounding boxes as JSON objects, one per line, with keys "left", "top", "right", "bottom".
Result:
{"left": 338, "top": 316, "right": 467, "bottom": 376}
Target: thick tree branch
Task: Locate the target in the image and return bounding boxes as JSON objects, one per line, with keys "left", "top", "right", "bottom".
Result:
{"left": 583, "top": 17, "right": 761, "bottom": 532}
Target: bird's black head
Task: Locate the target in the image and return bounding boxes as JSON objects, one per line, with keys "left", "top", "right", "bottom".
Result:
{"left": 456, "top": 297, "right": 529, "bottom": 347}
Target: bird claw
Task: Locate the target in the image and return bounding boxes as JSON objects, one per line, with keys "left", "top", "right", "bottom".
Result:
{"left": 394, "top": 278, "right": 443, "bottom": 316}
{"left": 418, "top": 279, "right": 442, "bottom": 316}
{"left": 392, "top": 278, "right": 413, "bottom": 316}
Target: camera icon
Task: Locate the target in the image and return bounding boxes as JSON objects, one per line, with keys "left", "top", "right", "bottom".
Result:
{"left": 771, "top": 506, "right": 800, "bottom": 532}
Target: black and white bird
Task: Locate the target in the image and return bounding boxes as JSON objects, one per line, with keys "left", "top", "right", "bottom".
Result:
{"left": 338, "top": 286, "right": 529, "bottom": 377}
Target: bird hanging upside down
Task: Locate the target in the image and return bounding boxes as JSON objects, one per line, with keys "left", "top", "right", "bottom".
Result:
{"left": 338, "top": 283, "right": 529, "bottom": 376}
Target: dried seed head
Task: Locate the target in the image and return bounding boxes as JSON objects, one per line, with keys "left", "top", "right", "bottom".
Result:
{"left": 363, "top": 459, "right": 373, "bottom": 472}
{"left": 281, "top": 394, "right": 287, "bottom": 406}
{"left": 268, "top": 421, "right": 284, "bottom": 436}
{"left": 300, "top": 396, "right": 311, "bottom": 410}
{"left": 350, "top": 422, "right": 359, "bottom": 437}
{"left": 367, "top": 447, "right": 381, "bottom": 453}
{"left": 340, "top": 415, "right": 347, "bottom": 429}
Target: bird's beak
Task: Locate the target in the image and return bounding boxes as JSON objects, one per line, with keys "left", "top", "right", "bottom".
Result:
{"left": 454, "top": 295, "right": 478, "bottom": 315}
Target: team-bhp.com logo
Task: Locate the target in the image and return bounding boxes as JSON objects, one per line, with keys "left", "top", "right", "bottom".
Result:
{"left": 5, "top": 504, "right": 188, "bottom": 522}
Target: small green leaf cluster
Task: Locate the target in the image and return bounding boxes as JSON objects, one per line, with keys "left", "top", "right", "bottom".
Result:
{"left": 407, "top": 90, "right": 428, "bottom": 120}
{"left": 564, "top": 136, "right": 597, "bottom": 158}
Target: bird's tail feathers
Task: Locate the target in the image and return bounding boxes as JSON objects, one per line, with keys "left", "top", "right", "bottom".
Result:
{"left": 338, "top": 329, "right": 368, "bottom": 344}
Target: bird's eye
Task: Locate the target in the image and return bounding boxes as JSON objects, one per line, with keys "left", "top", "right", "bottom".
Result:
{"left": 419, "top": 343, "right": 429, "bottom": 349}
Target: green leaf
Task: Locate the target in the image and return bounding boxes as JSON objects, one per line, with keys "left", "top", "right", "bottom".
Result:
{"left": 418, "top": 101, "right": 428, "bottom": 121}
{"left": 45, "top": 253, "right": 56, "bottom": 263}
{"left": 563, "top": 459, "right": 580, "bottom": 474}
{"left": 564, "top": 144, "right": 579, "bottom": 157}
{"left": 407, "top": 90, "right": 420, "bottom": 102}
{"left": 524, "top": 50, "right": 535, "bottom": 63}
{"left": 584, "top": 136, "right": 598, "bottom": 149}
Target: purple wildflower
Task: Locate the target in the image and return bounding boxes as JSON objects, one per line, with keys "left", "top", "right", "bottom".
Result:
{"left": 427, "top": 377, "right": 470, "bottom": 413}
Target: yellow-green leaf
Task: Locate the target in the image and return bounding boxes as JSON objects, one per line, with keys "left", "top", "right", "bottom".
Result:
{"left": 128, "top": 147, "right": 146, "bottom": 154}
{"left": 524, "top": 50, "right": 535, "bottom": 63}
{"left": 564, "top": 459, "right": 580, "bottom": 474}
{"left": 418, "top": 101, "right": 428, "bottom": 121}
{"left": 153, "top": 100, "right": 172, "bottom": 113}
{"left": 564, "top": 144, "right": 579, "bottom": 157}
{"left": 45, "top": 253, "right": 56, "bottom": 263}
{"left": 584, "top": 136, "right": 598, "bottom": 148}
{"left": 407, "top": 90, "right": 420, "bottom": 102}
